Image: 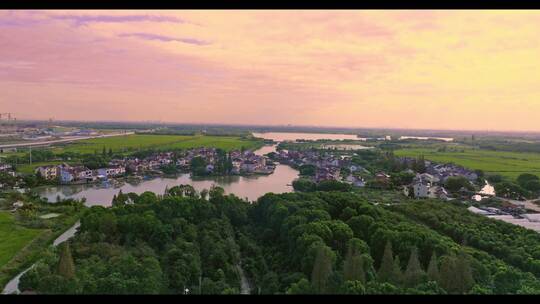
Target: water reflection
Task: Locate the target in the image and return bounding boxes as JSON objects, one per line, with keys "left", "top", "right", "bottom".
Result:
{"left": 252, "top": 132, "right": 360, "bottom": 142}
{"left": 36, "top": 145, "right": 299, "bottom": 206}
{"left": 399, "top": 136, "right": 454, "bottom": 142}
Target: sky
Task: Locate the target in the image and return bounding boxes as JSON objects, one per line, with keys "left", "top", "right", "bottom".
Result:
{"left": 1, "top": 10, "right": 540, "bottom": 132}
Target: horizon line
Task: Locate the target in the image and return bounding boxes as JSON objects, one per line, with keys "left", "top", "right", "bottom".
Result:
{"left": 11, "top": 118, "right": 540, "bottom": 135}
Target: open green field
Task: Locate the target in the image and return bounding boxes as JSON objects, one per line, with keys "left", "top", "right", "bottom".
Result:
{"left": 9, "top": 135, "right": 262, "bottom": 174}
{"left": 394, "top": 148, "right": 540, "bottom": 180}
{"left": 0, "top": 212, "right": 43, "bottom": 268}
{"left": 54, "top": 134, "right": 262, "bottom": 154}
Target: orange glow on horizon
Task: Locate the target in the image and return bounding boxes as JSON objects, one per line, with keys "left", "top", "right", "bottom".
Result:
{"left": 1, "top": 10, "right": 540, "bottom": 132}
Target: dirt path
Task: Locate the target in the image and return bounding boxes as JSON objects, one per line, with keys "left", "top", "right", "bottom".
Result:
{"left": 236, "top": 263, "right": 251, "bottom": 295}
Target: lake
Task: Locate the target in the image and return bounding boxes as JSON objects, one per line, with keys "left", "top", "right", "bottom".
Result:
{"left": 35, "top": 145, "right": 299, "bottom": 206}
{"left": 399, "top": 136, "right": 454, "bottom": 142}
{"left": 252, "top": 132, "right": 361, "bottom": 142}
{"left": 320, "top": 144, "right": 373, "bottom": 150}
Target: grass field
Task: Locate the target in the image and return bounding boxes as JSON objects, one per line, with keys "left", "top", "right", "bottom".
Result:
{"left": 9, "top": 134, "right": 263, "bottom": 173}
{"left": 54, "top": 134, "right": 262, "bottom": 154}
{"left": 394, "top": 148, "right": 540, "bottom": 180}
{"left": 0, "top": 212, "right": 43, "bottom": 268}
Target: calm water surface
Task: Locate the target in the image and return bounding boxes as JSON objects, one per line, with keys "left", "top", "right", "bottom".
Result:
{"left": 321, "top": 144, "right": 373, "bottom": 150}
{"left": 36, "top": 145, "right": 299, "bottom": 206}
{"left": 399, "top": 136, "right": 454, "bottom": 142}
{"left": 252, "top": 132, "right": 361, "bottom": 142}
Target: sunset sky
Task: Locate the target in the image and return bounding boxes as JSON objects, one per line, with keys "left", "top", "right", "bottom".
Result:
{"left": 1, "top": 10, "right": 540, "bottom": 131}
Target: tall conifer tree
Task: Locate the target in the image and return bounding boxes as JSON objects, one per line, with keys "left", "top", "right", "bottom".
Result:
{"left": 427, "top": 252, "right": 440, "bottom": 283}
{"left": 377, "top": 241, "right": 394, "bottom": 283}
{"left": 311, "top": 245, "right": 334, "bottom": 293}
{"left": 57, "top": 242, "right": 75, "bottom": 279}
{"left": 404, "top": 247, "right": 426, "bottom": 287}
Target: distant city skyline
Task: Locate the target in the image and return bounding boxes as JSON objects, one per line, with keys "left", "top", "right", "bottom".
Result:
{"left": 2, "top": 10, "right": 540, "bottom": 131}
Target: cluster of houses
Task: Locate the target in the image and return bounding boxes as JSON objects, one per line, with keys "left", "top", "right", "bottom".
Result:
{"left": 276, "top": 149, "right": 367, "bottom": 186}
{"left": 174, "top": 147, "right": 274, "bottom": 175}
{"left": 36, "top": 163, "right": 126, "bottom": 184}
{"left": 0, "top": 162, "right": 15, "bottom": 176}
{"left": 275, "top": 149, "right": 483, "bottom": 200}
{"left": 0, "top": 162, "right": 17, "bottom": 189}
{"left": 402, "top": 172, "right": 452, "bottom": 200}
{"left": 400, "top": 158, "right": 479, "bottom": 183}
{"left": 33, "top": 147, "right": 275, "bottom": 184}
{"left": 400, "top": 159, "right": 480, "bottom": 200}
{"left": 109, "top": 152, "right": 174, "bottom": 174}
{"left": 229, "top": 150, "right": 274, "bottom": 175}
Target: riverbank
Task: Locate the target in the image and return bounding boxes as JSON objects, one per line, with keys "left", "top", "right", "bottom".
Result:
{"left": 34, "top": 163, "right": 298, "bottom": 206}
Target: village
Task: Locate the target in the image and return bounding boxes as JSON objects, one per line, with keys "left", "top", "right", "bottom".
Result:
{"left": 275, "top": 148, "right": 482, "bottom": 199}
{"left": 28, "top": 147, "right": 274, "bottom": 185}
{"left": 3, "top": 142, "right": 540, "bottom": 234}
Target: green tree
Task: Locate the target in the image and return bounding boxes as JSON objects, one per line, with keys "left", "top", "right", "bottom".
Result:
{"left": 412, "top": 155, "right": 426, "bottom": 173}
{"left": 494, "top": 181, "right": 529, "bottom": 200}
{"left": 517, "top": 173, "right": 539, "bottom": 188}
{"left": 316, "top": 180, "right": 352, "bottom": 192}
{"left": 209, "top": 185, "right": 225, "bottom": 201}
{"left": 391, "top": 255, "right": 403, "bottom": 286}
{"left": 377, "top": 241, "right": 394, "bottom": 283}
{"left": 445, "top": 176, "right": 474, "bottom": 192}
{"left": 190, "top": 156, "right": 207, "bottom": 176}
{"left": 57, "top": 242, "right": 76, "bottom": 279}
{"left": 292, "top": 178, "right": 316, "bottom": 192}
{"left": 439, "top": 255, "right": 458, "bottom": 293}
{"left": 342, "top": 280, "right": 365, "bottom": 294}
{"left": 403, "top": 247, "right": 426, "bottom": 288}
{"left": 427, "top": 252, "right": 440, "bottom": 283}
{"left": 524, "top": 180, "right": 540, "bottom": 193}
{"left": 311, "top": 245, "right": 335, "bottom": 293}
{"left": 343, "top": 243, "right": 366, "bottom": 284}
{"left": 493, "top": 267, "right": 522, "bottom": 294}
{"left": 299, "top": 164, "right": 316, "bottom": 176}
{"left": 287, "top": 278, "right": 313, "bottom": 294}
{"left": 200, "top": 189, "right": 209, "bottom": 200}
{"left": 439, "top": 253, "right": 474, "bottom": 294}
{"left": 455, "top": 251, "right": 474, "bottom": 293}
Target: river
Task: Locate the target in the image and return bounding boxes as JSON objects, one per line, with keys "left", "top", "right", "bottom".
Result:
{"left": 399, "top": 136, "right": 454, "bottom": 142}
{"left": 252, "top": 132, "right": 361, "bottom": 142}
{"left": 35, "top": 132, "right": 365, "bottom": 205}
{"left": 34, "top": 144, "right": 299, "bottom": 206}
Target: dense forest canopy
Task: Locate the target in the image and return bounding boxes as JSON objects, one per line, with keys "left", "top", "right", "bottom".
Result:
{"left": 18, "top": 186, "right": 540, "bottom": 295}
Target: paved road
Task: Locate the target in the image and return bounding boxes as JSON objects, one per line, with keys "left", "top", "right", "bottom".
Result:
{"left": 0, "top": 132, "right": 134, "bottom": 150}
